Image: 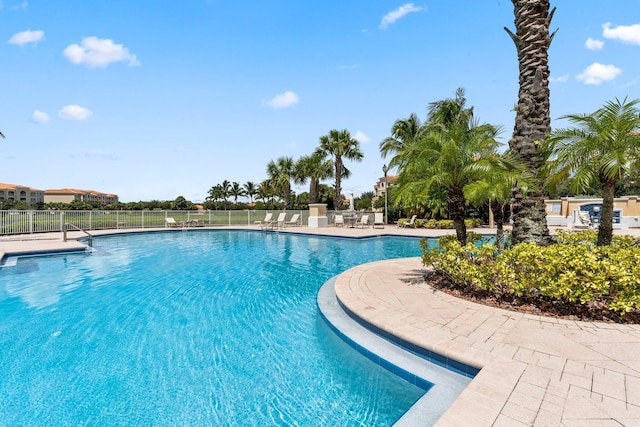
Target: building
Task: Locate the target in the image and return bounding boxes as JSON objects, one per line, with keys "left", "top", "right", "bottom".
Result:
{"left": 0, "top": 183, "right": 45, "bottom": 206}
{"left": 373, "top": 175, "right": 397, "bottom": 198}
{"left": 44, "top": 188, "right": 119, "bottom": 205}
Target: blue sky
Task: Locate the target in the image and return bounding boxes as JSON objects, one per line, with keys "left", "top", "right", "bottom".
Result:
{"left": 1, "top": 1, "right": 639, "bottom": 203}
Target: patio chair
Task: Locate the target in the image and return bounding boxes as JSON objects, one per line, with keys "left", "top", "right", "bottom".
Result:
{"left": 285, "top": 214, "right": 301, "bottom": 227}
{"left": 373, "top": 212, "right": 384, "bottom": 229}
{"left": 574, "top": 211, "right": 593, "bottom": 229}
{"left": 334, "top": 214, "right": 344, "bottom": 227}
{"left": 275, "top": 212, "right": 287, "bottom": 229}
{"left": 165, "top": 217, "right": 181, "bottom": 228}
{"left": 400, "top": 215, "right": 417, "bottom": 228}
{"left": 254, "top": 212, "right": 273, "bottom": 225}
{"left": 355, "top": 214, "right": 370, "bottom": 229}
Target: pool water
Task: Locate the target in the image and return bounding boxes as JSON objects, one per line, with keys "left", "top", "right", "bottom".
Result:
{"left": 0, "top": 230, "right": 428, "bottom": 426}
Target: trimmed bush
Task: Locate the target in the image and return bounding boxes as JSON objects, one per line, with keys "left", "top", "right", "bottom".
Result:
{"left": 421, "top": 232, "right": 640, "bottom": 314}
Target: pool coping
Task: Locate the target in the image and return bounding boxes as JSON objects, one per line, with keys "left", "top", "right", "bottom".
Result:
{"left": 317, "top": 276, "right": 472, "bottom": 426}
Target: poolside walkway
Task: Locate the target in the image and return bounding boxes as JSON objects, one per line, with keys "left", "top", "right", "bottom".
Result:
{"left": 3, "top": 225, "right": 640, "bottom": 426}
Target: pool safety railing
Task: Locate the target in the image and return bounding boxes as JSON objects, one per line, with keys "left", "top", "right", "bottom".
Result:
{"left": 63, "top": 223, "right": 94, "bottom": 246}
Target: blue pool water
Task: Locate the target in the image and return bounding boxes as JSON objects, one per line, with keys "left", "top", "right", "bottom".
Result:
{"left": 0, "top": 230, "right": 428, "bottom": 426}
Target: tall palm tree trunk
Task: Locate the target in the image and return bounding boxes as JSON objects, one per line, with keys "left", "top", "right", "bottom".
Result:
{"left": 505, "top": 0, "right": 556, "bottom": 245}
{"left": 334, "top": 157, "right": 343, "bottom": 210}
{"left": 447, "top": 187, "right": 467, "bottom": 245}
{"left": 310, "top": 178, "right": 319, "bottom": 204}
{"left": 598, "top": 179, "right": 616, "bottom": 246}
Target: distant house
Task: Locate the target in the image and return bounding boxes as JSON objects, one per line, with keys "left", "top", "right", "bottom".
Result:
{"left": 0, "top": 182, "right": 45, "bottom": 205}
{"left": 44, "top": 188, "right": 119, "bottom": 205}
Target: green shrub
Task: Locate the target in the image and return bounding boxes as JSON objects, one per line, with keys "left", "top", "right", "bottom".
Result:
{"left": 421, "top": 231, "right": 640, "bottom": 314}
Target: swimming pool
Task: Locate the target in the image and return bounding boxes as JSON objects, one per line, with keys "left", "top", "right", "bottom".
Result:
{"left": 1, "top": 230, "right": 436, "bottom": 425}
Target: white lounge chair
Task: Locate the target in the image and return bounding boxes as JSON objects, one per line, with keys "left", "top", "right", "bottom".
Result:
{"left": 254, "top": 212, "right": 273, "bottom": 225}
{"left": 275, "top": 212, "right": 287, "bottom": 229}
{"left": 355, "top": 215, "right": 370, "bottom": 228}
{"left": 285, "top": 214, "right": 301, "bottom": 227}
{"left": 165, "top": 217, "right": 181, "bottom": 228}
{"left": 334, "top": 214, "right": 344, "bottom": 227}
{"left": 400, "top": 215, "right": 417, "bottom": 228}
{"left": 373, "top": 212, "right": 384, "bottom": 229}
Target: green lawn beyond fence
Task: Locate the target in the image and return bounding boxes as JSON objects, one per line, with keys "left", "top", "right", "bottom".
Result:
{"left": 0, "top": 210, "right": 312, "bottom": 236}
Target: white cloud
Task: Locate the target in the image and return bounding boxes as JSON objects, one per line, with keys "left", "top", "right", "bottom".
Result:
{"left": 549, "top": 74, "right": 570, "bottom": 83}
{"left": 576, "top": 62, "right": 622, "bottom": 85}
{"left": 63, "top": 36, "right": 140, "bottom": 68}
{"left": 339, "top": 64, "right": 358, "bottom": 70}
{"left": 32, "top": 110, "right": 50, "bottom": 123}
{"left": 603, "top": 22, "right": 640, "bottom": 46}
{"left": 585, "top": 38, "right": 604, "bottom": 50}
{"left": 379, "top": 3, "right": 423, "bottom": 30}
{"left": 85, "top": 150, "right": 117, "bottom": 160}
{"left": 8, "top": 29, "right": 44, "bottom": 46}
{"left": 58, "top": 105, "right": 93, "bottom": 120}
{"left": 263, "top": 91, "right": 299, "bottom": 109}
{"left": 354, "top": 131, "right": 370, "bottom": 143}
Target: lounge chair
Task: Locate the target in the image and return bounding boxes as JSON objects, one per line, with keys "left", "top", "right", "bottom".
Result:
{"left": 334, "top": 214, "right": 344, "bottom": 227}
{"left": 400, "top": 215, "right": 417, "bottom": 228}
{"left": 254, "top": 212, "right": 273, "bottom": 225}
{"left": 285, "top": 214, "right": 301, "bottom": 227}
{"left": 574, "top": 210, "right": 593, "bottom": 229}
{"left": 274, "top": 212, "right": 287, "bottom": 229}
{"left": 165, "top": 217, "right": 181, "bottom": 228}
{"left": 355, "top": 214, "right": 370, "bottom": 228}
{"left": 373, "top": 212, "right": 384, "bottom": 229}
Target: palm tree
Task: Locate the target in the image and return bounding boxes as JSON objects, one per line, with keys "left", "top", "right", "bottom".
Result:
{"left": 504, "top": 0, "right": 557, "bottom": 245}
{"left": 379, "top": 113, "right": 426, "bottom": 165}
{"left": 547, "top": 97, "right": 640, "bottom": 246}
{"left": 391, "top": 89, "right": 501, "bottom": 244}
{"left": 206, "top": 185, "right": 223, "bottom": 209}
{"left": 294, "top": 152, "right": 334, "bottom": 204}
{"left": 266, "top": 156, "right": 295, "bottom": 210}
{"left": 315, "top": 129, "right": 364, "bottom": 211}
{"left": 220, "top": 180, "right": 231, "bottom": 209}
{"left": 228, "top": 181, "right": 243, "bottom": 206}
{"left": 465, "top": 152, "right": 528, "bottom": 251}
{"left": 243, "top": 181, "right": 258, "bottom": 204}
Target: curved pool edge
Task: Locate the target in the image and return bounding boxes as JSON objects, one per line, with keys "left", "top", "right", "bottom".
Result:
{"left": 317, "top": 276, "right": 471, "bottom": 426}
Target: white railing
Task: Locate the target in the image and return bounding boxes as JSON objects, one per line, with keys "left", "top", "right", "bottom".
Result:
{"left": 0, "top": 210, "right": 312, "bottom": 236}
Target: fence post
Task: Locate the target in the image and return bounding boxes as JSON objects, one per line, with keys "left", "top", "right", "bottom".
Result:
{"left": 228, "top": 211, "right": 231, "bottom": 226}
{"left": 29, "top": 211, "right": 34, "bottom": 234}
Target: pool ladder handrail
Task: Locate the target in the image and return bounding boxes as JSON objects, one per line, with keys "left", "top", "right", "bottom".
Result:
{"left": 63, "top": 222, "right": 93, "bottom": 247}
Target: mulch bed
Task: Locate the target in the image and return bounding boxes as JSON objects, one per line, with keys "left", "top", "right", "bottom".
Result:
{"left": 410, "top": 270, "right": 640, "bottom": 324}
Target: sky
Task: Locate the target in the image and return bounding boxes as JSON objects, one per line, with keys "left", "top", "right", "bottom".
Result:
{"left": 1, "top": 1, "right": 639, "bottom": 203}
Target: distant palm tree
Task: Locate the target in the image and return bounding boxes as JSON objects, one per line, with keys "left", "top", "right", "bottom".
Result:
{"left": 220, "top": 180, "right": 231, "bottom": 208}
{"left": 315, "top": 129, "right": 364, "bottom": 211}
{"left": 294, "top": 152, "right": 334, "bottom": 204}
{"left": 206, "top": 185, "right": 224, "bottom": 209}
{"left": 229, "top": 181, "right": 245, "bottom": 206}
{"left": 243, "top": 181, "right": 258, "bottom": 204}
{"left": 547, "top": 97, "right": 640, "bottom": 246}
{"left": 266, "top": 157, "right": 295, "bottom": 210}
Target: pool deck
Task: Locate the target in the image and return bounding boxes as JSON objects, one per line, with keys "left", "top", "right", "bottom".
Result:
{"left": 2, "top": 225, "right": 640, "bottom": 426}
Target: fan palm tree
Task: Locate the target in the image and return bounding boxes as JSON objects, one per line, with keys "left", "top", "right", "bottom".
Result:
{"left": 547, "top": 97, "right": 640, "bottom": 246}
{"left": 315, "top": 129, "right": 364, "bottom": 211}
{"left": 243, "top": 181, "right": 257, "bottom": 204}
{"left": 294, "top": 152, "right": 334, "bottom": 204}
{"left": 504, "top": 0, "right": 557, "bottom": 245}
{"left": 392, "top": 89, "right": 501, "bottom": 244}
{"left": 266, "top": 156, "right": 295, "bottom": 210}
